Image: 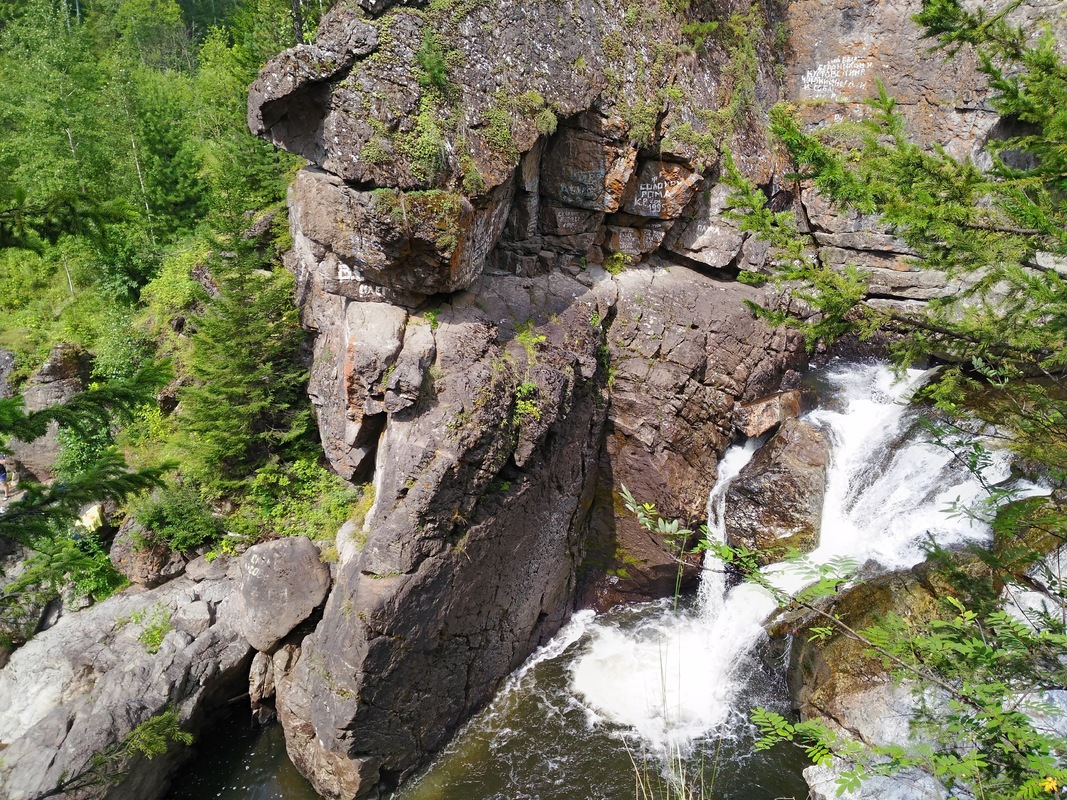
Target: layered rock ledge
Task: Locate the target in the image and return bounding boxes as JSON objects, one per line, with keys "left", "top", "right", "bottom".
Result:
{"left": 239, "top": 0, "right": 1011, "bottom": 794}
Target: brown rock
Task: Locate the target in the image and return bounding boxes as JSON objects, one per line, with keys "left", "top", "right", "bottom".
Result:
{"left": 724, "top": 418, "right": 830, "bottom": 564}
{"left": 621, "top": 160, "right": 702, "bottom": 219}
{"left": 108, "top": 517, "right": 186, "bottom": 589}
{"left": 735, "top": 390, "right": 802, "bottom": 437}
{"left": 539, "top": 125, "right": 637, "bottom": 213}
{"left": 585, "top": 265, "right": 807, "bottom": 608}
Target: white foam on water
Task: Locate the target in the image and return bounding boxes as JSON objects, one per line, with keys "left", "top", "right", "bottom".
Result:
{"left": 569, "top": 361, "right": 1025, "bottom": 756}
{"left": 569, "top": 437, "right": 775, "bottom": 755}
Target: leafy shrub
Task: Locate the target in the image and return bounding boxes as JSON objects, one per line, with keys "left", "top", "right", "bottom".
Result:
{"left": 231, "top": 457, "right": 361, "bottom": 541}
{"left": 130, "top": 483, "right": 222, "bottom": 553}
{"left": 70, "top": 530, "right": 129, "bottom": 601}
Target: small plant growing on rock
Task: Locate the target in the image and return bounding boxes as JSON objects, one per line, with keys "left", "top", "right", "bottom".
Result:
{"left": 515, "top": 321, "right": 547, "bottom": 363}
{"left": 512, "top": 382, "right": 541, "bottom": 423}
{"left": 604, "top": 252, "right": 630, "bottom": 275}
{"left": 137, "top": 604, "right": 172, "bottom": 654}
{"left": 416, "top": 31, "right": 450, "bottom": 92}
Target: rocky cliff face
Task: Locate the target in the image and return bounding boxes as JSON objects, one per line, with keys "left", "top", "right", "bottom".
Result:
{"left": 243, "top": 0, "right": 1007, "bottom": 795}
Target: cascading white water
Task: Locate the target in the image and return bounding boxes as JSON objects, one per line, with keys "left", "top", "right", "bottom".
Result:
{"left": 570, "top": 361, "right": 1016, "bottom": 752}
{"left": 568, "top": 439, "right": 774, "bottom": 755}
{"left": 392, "top": 361, "right": 1039, "bottom": 800}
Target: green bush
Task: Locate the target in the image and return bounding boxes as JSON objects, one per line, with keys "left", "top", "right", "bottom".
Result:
{"left": 231, "top": 457, "right": 361, "bottom": 541}
{"left": 416, "top": 31, "right": 450, "bottom": 91}
{"left": 130, "top": 483, "right": 222, "bottom": 553}
{"left": 70, "top": 530, "right": 129, "bottom": 601}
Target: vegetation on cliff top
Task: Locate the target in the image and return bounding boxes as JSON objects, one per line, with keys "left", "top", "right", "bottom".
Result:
{"left": 721, "top": 0, "right": 1067, "bottom": 796}
{"left": 0, "top": 0, "right": 355, "bottom": 647}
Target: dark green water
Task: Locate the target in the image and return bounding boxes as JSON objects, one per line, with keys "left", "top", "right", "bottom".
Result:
{"left": 168, "top": 601, "right": 808, "bottom": 800}
{"left": 166, "top": 712, "right": 320, "bottom": 800}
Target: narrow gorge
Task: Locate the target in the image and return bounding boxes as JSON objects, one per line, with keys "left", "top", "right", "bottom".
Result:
{"left": 0, "top": 0, "right": 1062, "bottom": 798}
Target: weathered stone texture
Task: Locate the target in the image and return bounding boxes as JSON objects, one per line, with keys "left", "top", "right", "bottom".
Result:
{"left": 109, "top": 517, "right": 187, "bottom": 589}
{"left": 238, "top": 0, "right": 1028, "bottom": 794}
{"left": 8, "top": 344, "right": 91, "bottom": 481}
{"left": 724, "top": 418, "right": 830, "bottom": 563}
{"left": 235, "top": 537, "right": 331, "bottom": 653}
{"left": 0, "top": 572, "right": 249, "bottom": 800}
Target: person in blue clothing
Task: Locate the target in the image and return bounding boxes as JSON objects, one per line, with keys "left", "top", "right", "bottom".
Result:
{"left": 0, "top": 456, "right": 10, "bottom": 501}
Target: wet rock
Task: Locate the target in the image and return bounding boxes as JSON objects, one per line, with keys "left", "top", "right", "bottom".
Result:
{"left": 778, "top": 568, "right": 946, "bottom": 800}
{"left": 724, "top": 418, "right": 830, "bottom": 563}
{"left": 735, "top": 390, "right": 802, "bottom": 438}
{"left": 235, "top": 537, "right": 331, "bottom": 653}
{"left": 585, "top": 265, "right": 807, "bottom": 607}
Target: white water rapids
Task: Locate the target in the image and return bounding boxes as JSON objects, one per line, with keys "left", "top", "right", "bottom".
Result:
{"left": 567, "top": 361, "right": 1014, "bottom": 754}
{"left": 392, "top": 361, "right": 1035, "bottom": 800}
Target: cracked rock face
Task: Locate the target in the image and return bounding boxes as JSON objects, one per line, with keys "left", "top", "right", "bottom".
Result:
{"left": 0, "top": 564, "right": 250, "bottom": 800}
{"left": 241, "top": 0, "right": 1019, "bottom": 795}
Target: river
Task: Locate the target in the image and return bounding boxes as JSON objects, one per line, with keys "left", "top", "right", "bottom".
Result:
{"left": 168, "top": 361, "right": 1020, "bottom": 800}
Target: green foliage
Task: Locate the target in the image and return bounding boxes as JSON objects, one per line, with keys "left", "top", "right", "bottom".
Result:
{"left": 416, "top": 30, "right": 451, "bottom": 92}
{"left": 481, "top": 106, "right": 516, "bottom": 160}
{"left": 604, "top": 252, "right": 630, "bottom": 275}
{"left": 229, "top": 457, "right": 361, "bottom": 541}
{"left": 515, "top": 321, "right": 547, "bottom": 363}
{"left": 680, "top": 20, "right": 718, "bottom": 52}
{"left": 512, "top": 381, "right": 541, "bottom": 423}
{"left": 177, "top": 254, "right": 310, "bottom": 491}
{"left": 55, "top": 419, "right": 114, "bottom": 483}
{"left": 135, "top": 603, "right": 172, "bottom": 653}
{"left": 69, "top": 530, "right": 130, "bottom": 601}
{"left": 720, "top": 4, "right": 1067, "bottom": 795}
{"left": 130, "top": 482, "right": 222, "bottom": 553}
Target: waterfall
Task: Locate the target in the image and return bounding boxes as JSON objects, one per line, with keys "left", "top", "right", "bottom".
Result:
{"left": 390, "top": 361, "right": 1038, "bottom": 800}
{"left": 570, "top": 361, "right": 1016, "bottom": 752}
{"left": 568, "top": 439, "right": 775, "bottom": 756}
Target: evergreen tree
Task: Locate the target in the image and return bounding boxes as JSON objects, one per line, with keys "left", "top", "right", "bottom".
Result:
{"left": 177, "top": 244, "right": 310, "bottom": 491}
{"left": 723, "top": 0, "right": 1067, "bottom": 796}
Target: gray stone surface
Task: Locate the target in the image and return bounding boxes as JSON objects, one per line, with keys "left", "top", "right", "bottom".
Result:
{"left": 241, "top": 0, "right": 1044, "bottom": 795}
{"left": 0, "top": 575, "right": 249, "bottom": 800}
{"left": 8, "top": 344, "right": 90, "bottom": 481}
{"left": 235, "top": 537, "right": 331, "bottom": 653}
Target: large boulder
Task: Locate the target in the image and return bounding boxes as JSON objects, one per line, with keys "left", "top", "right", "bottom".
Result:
{"left": 777, "top": 568, "right": 948, "bottom": 800}
{"left": 235, "top": 537, "right": 331, "bottom": 653}
{"left": 724, "top": 418, "right": 830, "bottom": 564}
{"left": 8, "top": 343, "right": 91, "bottom": 482}
{"left": 0, "top": 568, "right": 250, "bottom": 800}
{"left": 109, "top": 517, "right": 187, "bottom": 589}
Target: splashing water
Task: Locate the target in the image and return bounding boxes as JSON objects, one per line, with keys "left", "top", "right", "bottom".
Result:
{"left": 570, "top": 361, "right": 1018, "bottom": 753}
{"left": 384, "top": 361, "right": 1038, "bottom": 800}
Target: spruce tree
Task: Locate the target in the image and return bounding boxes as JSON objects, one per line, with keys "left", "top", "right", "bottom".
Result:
{"left": 724, "top": 0, "right": 1067, "bottom": 795}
